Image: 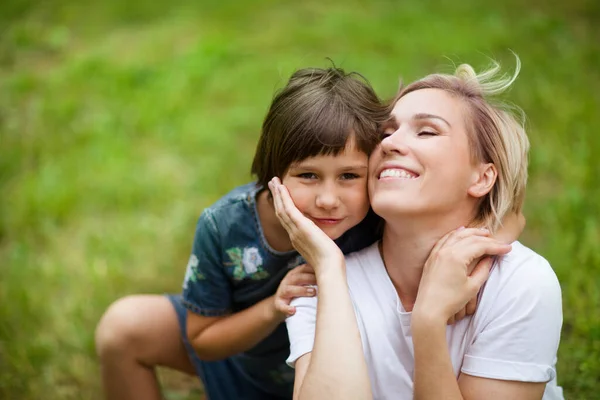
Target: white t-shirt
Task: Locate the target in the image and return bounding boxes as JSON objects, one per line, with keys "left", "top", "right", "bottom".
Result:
{"left": 286, "top": 241, "right": 564, "bottom": 400}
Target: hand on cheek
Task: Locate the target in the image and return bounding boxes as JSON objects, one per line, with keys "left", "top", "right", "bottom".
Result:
{"left": 268, "top": 177, "right": 344, "bottom": 274}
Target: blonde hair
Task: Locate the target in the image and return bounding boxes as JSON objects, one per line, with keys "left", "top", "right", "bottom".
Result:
{"left": 394, "top": 55, "right": 529, "bottom": 231}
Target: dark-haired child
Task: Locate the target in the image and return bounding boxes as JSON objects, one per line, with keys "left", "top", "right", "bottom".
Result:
{"left": 96, "top": 66, "right": 388, "bottom": 400}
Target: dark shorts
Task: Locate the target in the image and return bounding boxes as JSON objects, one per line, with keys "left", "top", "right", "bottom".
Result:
{"left": 166, "top": 294, "right": 292, "bottom": 400}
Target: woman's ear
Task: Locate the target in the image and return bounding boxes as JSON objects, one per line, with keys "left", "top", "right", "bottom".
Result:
{"left": 468, "top": 163, "right": 497, "bottom": 198}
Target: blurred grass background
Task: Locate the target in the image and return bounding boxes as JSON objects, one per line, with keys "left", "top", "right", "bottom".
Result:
{"left": 1, "top": 0, "right": 599, "bottom": 398}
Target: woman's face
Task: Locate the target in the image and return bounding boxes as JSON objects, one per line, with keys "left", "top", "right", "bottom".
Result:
{"left": 368, "top": 88, "right": 480, "bottom": 220}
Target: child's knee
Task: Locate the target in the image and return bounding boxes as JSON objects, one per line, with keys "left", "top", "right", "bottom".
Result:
{"left": 95, "top": 296, "right": 143, "bottom": 358}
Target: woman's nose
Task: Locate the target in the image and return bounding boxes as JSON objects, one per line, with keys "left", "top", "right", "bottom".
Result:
{"left": 381, "top": 130, "right": 409, "bottom": 155}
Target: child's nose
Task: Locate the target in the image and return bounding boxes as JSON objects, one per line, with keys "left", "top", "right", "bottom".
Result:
{"left": 315, "top": 188, "right": 340, "bottom": 210}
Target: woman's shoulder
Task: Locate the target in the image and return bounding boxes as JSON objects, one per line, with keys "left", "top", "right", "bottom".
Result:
{"left": 485, "top": 241, "right": 561, "bottom": 305}
{"left": 497, "top": 241, "right": 559, "bottom": 284}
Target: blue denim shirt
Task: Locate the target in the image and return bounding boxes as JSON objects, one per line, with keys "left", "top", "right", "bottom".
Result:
{"left": 182, "top": 182, "right": 381, "bottom": 397}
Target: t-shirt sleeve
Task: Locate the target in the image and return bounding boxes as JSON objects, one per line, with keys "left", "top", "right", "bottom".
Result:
{"left": 285, "top": 293, "right": 318, "bottom": 368}
{"left": 181, "top": 210, "right": 232, "bottom": 317}
{"left": 461, "top": 253, "right": 563, "bottom": 382}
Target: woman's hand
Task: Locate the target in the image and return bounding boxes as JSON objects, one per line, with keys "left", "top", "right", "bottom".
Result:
{"left": 413, "top": 227, "right": 512, "bottom": 325}
{"left": 447, "top": 215, "right": 525, "bottom": 323}
{"left": 273, "top": 264, "right": 317, "bottom": 317}
{"left": 268, "top": 177, "right": 344, "bottom": 274}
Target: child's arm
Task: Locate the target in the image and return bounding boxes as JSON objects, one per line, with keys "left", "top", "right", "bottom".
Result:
{"left": 187, "top": 265, "right": 316, "bottom": 360}
{"left": 186, "top": 295, "right": 283, "bottom": 360}
{"left": 494, "top": 211, "right": 526, "bottom": 243}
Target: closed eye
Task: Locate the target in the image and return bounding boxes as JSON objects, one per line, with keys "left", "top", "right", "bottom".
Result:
{"left": 418, "top": 131, "right": 437, "bottom": 137}
{"left": 380, "top": 131, "right": 392, "bottom": 140}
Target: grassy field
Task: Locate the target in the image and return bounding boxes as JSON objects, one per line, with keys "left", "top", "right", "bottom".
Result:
{"left": 1, "top": 0, "right": 599, "bottom": 398}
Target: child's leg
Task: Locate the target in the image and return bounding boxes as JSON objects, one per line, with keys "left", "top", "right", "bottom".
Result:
{"left": 95, "top": 294, "right": 196, "bottom": 400}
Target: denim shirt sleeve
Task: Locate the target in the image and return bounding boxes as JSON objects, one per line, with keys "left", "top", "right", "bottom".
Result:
{"left": 181, "top": 210, "right": 231, "bottom": 316}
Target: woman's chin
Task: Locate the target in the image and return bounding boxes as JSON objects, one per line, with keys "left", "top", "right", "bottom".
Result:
{"left": 371, "top": 199, "right": 416, "bottom": 220}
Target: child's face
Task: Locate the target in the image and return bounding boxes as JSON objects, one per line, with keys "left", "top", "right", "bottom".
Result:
{"left": 281, "top": 140, "right": 370, "bottom": 240}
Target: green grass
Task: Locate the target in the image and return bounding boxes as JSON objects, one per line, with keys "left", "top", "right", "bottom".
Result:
{"left": 1, "top": 0, "right": 599, "bottom": 398}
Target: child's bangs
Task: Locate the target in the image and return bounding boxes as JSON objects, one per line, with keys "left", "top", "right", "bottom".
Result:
{"left": 283, "top": 103, "right": 376, "bottom": 165}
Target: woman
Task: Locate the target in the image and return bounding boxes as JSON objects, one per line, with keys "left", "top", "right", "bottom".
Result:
{"left": 268, "top": 57, "right": 563, "bottom": 400}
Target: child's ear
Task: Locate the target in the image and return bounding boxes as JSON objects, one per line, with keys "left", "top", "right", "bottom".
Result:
{"left": 468, "top": 163, "right": 497, "bottom": 198}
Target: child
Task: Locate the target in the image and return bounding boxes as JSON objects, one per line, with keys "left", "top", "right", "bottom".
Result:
{"left": 95, "top": 66, "right": 388, "bottom": 400}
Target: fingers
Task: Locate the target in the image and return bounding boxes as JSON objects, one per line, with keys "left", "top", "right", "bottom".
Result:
{"left": 430, "top": 227, "right": 492, "bottom": 263}
{"left": 429, "top": 229, "right": 456, "bottom": 258}
{"left": 268, "top": 178, "right": 317, "bottom": 241}
{"left": 459, "top": 237, "right": 511, "bottom": 261}
{"left": 453, "top": 307, "right": 467, "bottom": 323}
{"left": 440, "top": 235, "right": 511, "bottom": 269}
{"left": 268, "top": 179, "right": 295, "bottom": 224}
{"left": 292, "top": 273, "right": 317, "bottom": 286}
{"left": 465, "top": 295, "right": 478, "bottom": 316}
{"left": 278, "top": 184, "right": 315, "bottom": 231}
{"left": 283, "top": 272, "right": 317, "bottom": 287}
{"left": 468, "top": 256, "right": 494, "bottom": 293}
{"left": 443, "top": 227, "right": 491, "bottom": 248}
{"left": 268, "top": 179, "right": 293, "bottom": 232}
{"left": 279, "top": 284, "right": 316, "bottom": 300}
{"left": 294, "top": 264, "right": 315, "bottom": 274}
{"left": 274, "top": 297, "right": 295, "bottom": 316}
{"left": 466, "top": 258, "right": 480, "bottom": 275}
{"left": 284, "top": 265, "right": 317, "bottom": 286}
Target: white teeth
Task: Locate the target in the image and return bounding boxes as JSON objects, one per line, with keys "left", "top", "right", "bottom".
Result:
{"left": 380, "top": 168, "right": 417, "bottom": 179}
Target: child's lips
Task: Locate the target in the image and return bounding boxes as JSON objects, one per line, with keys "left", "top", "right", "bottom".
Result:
{"left": 312, "top": 217, "right": 344, "bottom": 225}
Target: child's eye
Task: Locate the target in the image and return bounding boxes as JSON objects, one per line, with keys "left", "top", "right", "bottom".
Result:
{"left": 417, "top": 131, "right": 437, "bottom": 137}
{"left": 340, "top": 173, "right": 360, "bottom": 180}
{"left": 297, "top": 172, "right": 318, "bottom": 179}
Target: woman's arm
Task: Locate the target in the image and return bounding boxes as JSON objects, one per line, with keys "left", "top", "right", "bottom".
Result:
{"left": 270, "top": 179, "right": 373, "bottom": 400}
{"left": 412, "top": 313, "right": 545, "bottom": 400}
{"left": 412, "top": 228, "right": 556, "bottom": 400}
{"left": 296, "top": 262, "right": 371, "bottom": 400}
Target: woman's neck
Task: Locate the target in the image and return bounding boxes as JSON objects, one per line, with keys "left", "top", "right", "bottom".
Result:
{"left": 380, "top": 214, "right": 471, "bottom": 311}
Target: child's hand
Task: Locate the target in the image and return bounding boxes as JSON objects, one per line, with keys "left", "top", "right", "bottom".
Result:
{"left": 447, "top": 296, "right": 478, "bottom": 325}
{"left": 268, "top": 177, "right": 344, "bottom": 273}
{"left": 273, "top": 264, "right": 317, "bottom": 317}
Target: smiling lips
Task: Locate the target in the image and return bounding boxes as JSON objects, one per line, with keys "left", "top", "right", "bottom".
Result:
{"left": 379, "top": 168, "right": 419, "bottom": 180}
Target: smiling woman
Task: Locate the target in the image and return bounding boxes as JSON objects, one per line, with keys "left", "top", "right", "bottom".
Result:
{"left": 273, "top": 56, "right": 564, "bottom": 400}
